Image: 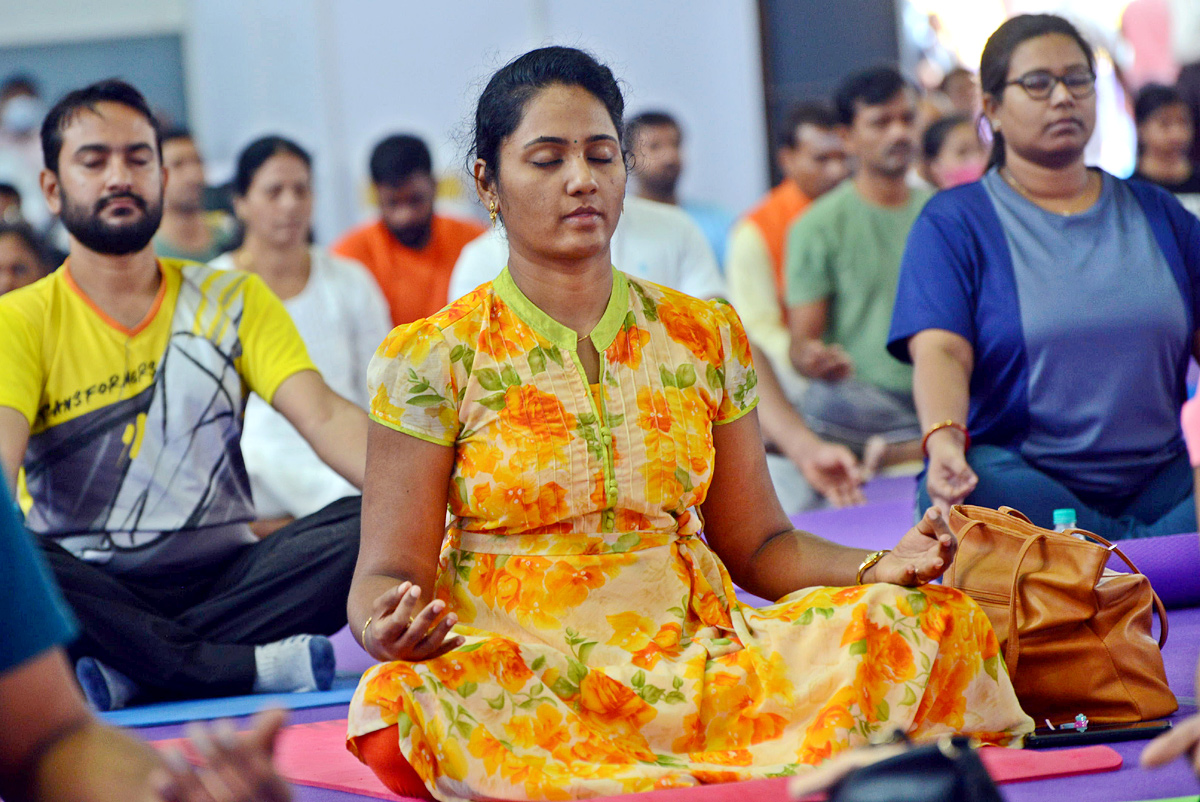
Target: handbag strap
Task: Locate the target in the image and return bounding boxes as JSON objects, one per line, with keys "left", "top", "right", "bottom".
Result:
{"left": 947, "top": 519, "right": 984, "bottom": 585}
{"left": 1060, "top": 529, "right": 1170, "bottom": 648}
{"left": 998, "top": 506, "right": 1033, "bottom": 524}
{"left": 1002, "top": 532, "right": 1047, "bottom": 676}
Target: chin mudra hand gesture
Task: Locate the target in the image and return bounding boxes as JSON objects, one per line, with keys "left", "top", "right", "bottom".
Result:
{"left": 360, "top": 581, "right": 465, "bottom": 662}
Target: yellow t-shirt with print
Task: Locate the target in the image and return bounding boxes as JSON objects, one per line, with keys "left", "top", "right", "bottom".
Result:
{"left": 0, "top": 258, "right": 316, "bottom": 573}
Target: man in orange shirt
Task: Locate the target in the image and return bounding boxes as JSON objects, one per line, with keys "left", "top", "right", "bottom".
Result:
{"left": 726, "top": 102, "right": 854, "bottom": 513}
{"left": 727, "top": 102, "right": 848, "bottom": 389}
{"left": 333, "top": 135, "right": 484, "bottom": 325}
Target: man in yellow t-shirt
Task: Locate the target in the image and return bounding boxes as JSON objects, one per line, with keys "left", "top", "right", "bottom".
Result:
{"left": 0, "top": 80, "right": 370, "bottom": 710}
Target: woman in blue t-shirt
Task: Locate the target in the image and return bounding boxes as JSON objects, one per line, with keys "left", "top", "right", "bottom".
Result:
{"left": 888, "top": 13, "right": 1200, "bottom": 540}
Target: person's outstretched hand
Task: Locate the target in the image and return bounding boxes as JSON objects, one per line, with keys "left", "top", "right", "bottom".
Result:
{"left": 865, "top": 507, "right": 958, "bottom": 586}
{"left": 1141, "top": 714, "right": 1200, "bottom": 775}
{"left": 798, "top": 442, "right": 866, "bottom": 508}
{"left": 924, "top": 436, "right": 977, "bottom": 515}
{"left": 153, "top": 710, "right": 290, "bottom": 802}
{"left": 363, "top": 581, "right": 465, "bottom": 662}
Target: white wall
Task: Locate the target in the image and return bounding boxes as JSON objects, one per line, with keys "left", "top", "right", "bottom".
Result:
{"left": 0, "top": 1, "right": 768, "bottom": 241}
{"left": 186, "top": 0, "right": 768, "bottom": 242}
{"left": 0, "top": 0, "right": 185, "bottom": 46}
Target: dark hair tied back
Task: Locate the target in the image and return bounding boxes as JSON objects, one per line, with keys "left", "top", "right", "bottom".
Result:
{"left": 979, "top": 14, "right": 1095, "bottom": 169}
{"left": 233, "top": 135, "right": 311, "bottom": 197}
{"left": 472, "top": 46, "right": 625, "bottom": 183}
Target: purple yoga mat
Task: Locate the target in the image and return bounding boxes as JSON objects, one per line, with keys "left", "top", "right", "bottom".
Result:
{"left": 330, "top": 626, "right": 376, "bottom": 675}
{"left": 1109, "top": 533, "right": 1200, "bottom": 610}
{"left": 789, "top": 499, "right": 914, "bottom": 551}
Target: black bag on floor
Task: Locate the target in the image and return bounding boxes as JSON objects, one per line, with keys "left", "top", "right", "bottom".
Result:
{"left": 827, "top": 736, "right": 1002, "bottom": 802}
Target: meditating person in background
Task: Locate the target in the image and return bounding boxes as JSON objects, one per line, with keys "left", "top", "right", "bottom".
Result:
{"left": 785, "top": 66, "right": 931, "bottom": 473}
{"left": 920, "top": 114, "right": 987, "bottom": 190}
{"left": 727, "top": 101, "right": 849, "bottom": 390}
{"left": 1133, "top": 84, "right": 1200, "bottom": 216}
{"left": 0, "top": 80, "right": 365, "bottom": 711}
{"left": 726, "top": 102, "right": 862, "bottom": 512}
{"left": 152, "top": 128, "right": 236, "bottom": 262}
{"left": 625, "top": 109, "right": 735, "bottom": 269}
{"left": 0, "top": 220, "right": 50, "bottom": 295}
{"left": 212, "top": 136, "right": 391, "bottom": 535}
{"left": 0, "top": 483, "right": 290, "bottom": 802}
{"left": 344, "top": 45, "right": 1031, "bottom": 802}
{"left": 889, "top": 14, "right": 1200, "bottom": 540}
{"left": 333, "top": 133, "right": 484, "bottom": 326}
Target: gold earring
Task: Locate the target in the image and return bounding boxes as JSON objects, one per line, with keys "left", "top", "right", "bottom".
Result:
{"left": 488, "top": 201, "right": 498, "bottom": 225}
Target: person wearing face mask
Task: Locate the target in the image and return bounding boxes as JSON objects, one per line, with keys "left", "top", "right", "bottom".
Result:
{"left": 920, "top": 114, "right": 987, "bottom": 190}
{"left": 333, "top": 134, "right": 484, "bottom": 326}
{"left": 890, "top": 14, "right": 1200, "bottom": 540}
{"left": 0, "top": 76, "right": 51, "bottom": 232}
{"left": 211, "top": 136, "right": 391, "bottom": 534}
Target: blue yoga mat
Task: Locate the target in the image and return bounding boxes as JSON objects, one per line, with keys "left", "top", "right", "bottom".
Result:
{"left": 99, "top": 674, "right": 360, "bottom": 727}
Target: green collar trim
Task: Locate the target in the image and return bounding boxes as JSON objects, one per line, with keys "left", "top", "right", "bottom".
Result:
{"left": 493, "top": 267, "right": 628, "bottom": 352}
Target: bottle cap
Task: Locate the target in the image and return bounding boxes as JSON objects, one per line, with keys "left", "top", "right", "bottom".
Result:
{"left": 1052, "top": 508, "right": 1076, "bottom": 526}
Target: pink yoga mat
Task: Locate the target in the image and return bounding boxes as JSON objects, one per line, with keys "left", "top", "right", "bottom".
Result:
{"left": 154, "top": 720, "right": 1121, "bottom": 801}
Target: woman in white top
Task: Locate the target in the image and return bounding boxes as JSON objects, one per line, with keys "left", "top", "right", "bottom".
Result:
{"left": 212, "top": 135, "right": 392, "bottom": 531}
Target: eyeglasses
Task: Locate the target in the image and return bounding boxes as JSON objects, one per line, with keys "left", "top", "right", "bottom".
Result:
{"left": 1005, "top": 70, "right": 1096, "bottom": 100}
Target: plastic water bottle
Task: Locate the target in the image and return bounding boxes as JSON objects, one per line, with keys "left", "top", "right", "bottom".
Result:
{"left": 1053, "top": 508, "right": 1081, "bottom": 538}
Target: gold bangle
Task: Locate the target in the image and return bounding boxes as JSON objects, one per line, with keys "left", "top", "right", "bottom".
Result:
{"left": 921, "top": 420, "right": 970, "bottom": 458}
{"left": 360, "top": 616, "right": 373, "bottom": 646}
{"left": 856, "top": 549, "right": 890, "bottom": 585}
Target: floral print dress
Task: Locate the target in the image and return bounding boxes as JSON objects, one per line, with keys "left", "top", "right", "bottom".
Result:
{"left": 347, "top": 268, "right": 1032, "bottom": 801}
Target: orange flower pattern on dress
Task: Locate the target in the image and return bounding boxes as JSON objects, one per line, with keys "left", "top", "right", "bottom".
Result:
{"left": 349, "top": 270, "right": 1032, "bottom": 799}
{"left": 607, "top": 316, "right": 651, "bottom": 369}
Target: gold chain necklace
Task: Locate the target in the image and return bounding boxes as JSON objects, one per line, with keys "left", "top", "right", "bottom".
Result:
{"left": 1002, "top": 167, "right": 1096, "bottom": 216}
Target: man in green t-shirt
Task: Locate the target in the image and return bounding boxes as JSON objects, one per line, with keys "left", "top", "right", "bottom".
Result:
{"left": 785, "top": 66, "right": 931, "bottom": 471}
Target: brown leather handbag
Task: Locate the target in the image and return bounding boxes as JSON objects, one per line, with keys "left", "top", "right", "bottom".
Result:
{"left": 945, "top": 505, "right": 1176, "bottom": 724}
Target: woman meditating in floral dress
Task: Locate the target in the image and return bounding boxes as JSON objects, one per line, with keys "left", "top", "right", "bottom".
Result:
{"left": 345, "top": 45, "right": 1032, "bottom": 802}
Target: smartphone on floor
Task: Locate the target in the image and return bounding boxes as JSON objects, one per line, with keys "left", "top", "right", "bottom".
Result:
{"left": 1024, "top": 719, "right": 1171, "bottom": 749}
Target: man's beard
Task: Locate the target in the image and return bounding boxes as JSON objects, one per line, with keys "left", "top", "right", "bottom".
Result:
{"left": 388, "top": 220, "right": 432, "bottom": 249}
{"left": 639, "top": 168, "right": 680, "bottom": 198}
{"left": 60, "top": 189, "right": 163, "bottom": 256}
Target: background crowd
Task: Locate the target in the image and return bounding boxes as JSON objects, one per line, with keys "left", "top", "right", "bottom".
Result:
{"left": 5, "top": 2, "right": 1200, "bottom": 800}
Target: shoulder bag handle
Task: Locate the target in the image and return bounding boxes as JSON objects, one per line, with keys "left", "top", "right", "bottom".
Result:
{"left": 999, "top": 506, "right": 1167, "bottom": 647}
{"left": 1002, "top": 532, "right": 1046, "bottom": 677}
{"left": 1062, "top": 528, "right": 1169, "bottom": 648}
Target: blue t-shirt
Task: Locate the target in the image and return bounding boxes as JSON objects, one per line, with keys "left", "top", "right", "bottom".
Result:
{"left": 1, "top": 485, "right": 77, "bottom": 674}
{"left": 889, "top": 169, "right": 1200, "bottom": 496}
{"left": 682, "top": 202, "right": 735, "bottom": 271}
